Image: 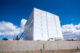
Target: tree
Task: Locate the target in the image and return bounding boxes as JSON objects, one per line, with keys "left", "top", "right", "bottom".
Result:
{"left": 2, "top": 38, "right": 8, "bottom": 40}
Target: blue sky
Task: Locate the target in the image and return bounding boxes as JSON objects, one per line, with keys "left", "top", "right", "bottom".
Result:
{"left": 0, "top": 0, "right": 80, "bottom": 26}
{"left": 0, "top": 0, "right": 80, "bottom": 40}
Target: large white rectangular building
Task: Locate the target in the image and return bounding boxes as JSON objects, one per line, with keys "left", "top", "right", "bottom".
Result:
{"left": 21, "top": 8, "right": 63, "bottom": 40}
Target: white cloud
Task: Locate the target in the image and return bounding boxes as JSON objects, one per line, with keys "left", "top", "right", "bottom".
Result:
{"left": 0, "top": 19, "right": 27, "bottom": 36}
{"left": 62, "top": 24, "right": 80, "bottom": 40}
{"left": 21, "top": 18, "right": 27, "bottom": 29}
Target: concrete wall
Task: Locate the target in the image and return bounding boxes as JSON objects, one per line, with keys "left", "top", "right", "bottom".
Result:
{"left": 0, "top": 41, "right": 80, "bottom": 52}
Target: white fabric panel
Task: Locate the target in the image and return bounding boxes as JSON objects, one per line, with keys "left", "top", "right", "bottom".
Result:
{"left": 46, "top": 13, "right": 57, "bottom": 39}
{"left": 41, "top": 11, "right": 48, "bottom": 40}
{"left": 22, "top": 8, "right": 63, "bottom": 40}
{"left": 22, "top": 11, "right": 34, "bottom": 40}
{"left": 34, "top": 9, "right": 42, "bottom": 40}
{"left": 54, "top": 16, "right": 63, "bottom": 39}
{"left": 52, "top": 14, "right": 58, "bottom": 38}
{"left": 47, "top": 12, "right": 53, "bottom": 38}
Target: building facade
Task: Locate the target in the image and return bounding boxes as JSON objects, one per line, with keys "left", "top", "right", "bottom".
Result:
{"left": 21, "top": 8, "right": 63, "bottom": 40}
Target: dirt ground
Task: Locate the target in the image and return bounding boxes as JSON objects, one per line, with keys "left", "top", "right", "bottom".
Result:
{"left": 0, "top": 49, "right": 80, "bottom": 53}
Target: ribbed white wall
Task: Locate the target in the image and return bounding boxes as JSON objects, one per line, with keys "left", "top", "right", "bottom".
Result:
{"left": 22, "top": 8, "right": 63, "bottom": 40}
{"left": 33, "top": 8, "right": 63, "bottom": 40}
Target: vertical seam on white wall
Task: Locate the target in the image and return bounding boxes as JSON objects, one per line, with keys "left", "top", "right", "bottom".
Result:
{"left": 41, "top": 11, "right": 43, "bottom": 40}
{"left": 52, "top": 15, "right": 55, "bottom": 38}
{"left": 46, "top": 12, "right": 49, "bottom": 40}
{"left": 54, "top": 16, "right": 58, "bottom": 39}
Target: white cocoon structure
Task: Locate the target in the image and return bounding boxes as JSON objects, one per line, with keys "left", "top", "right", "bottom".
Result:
{"left": 21, "top": 8, "right": 63, "bottom": 40}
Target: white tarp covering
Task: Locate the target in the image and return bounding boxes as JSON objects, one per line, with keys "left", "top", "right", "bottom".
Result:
{"left": 21, "top": 8, "right": 63, "bottom": 40}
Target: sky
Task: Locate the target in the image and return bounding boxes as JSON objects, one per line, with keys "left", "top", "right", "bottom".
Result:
{"left": 0, "top": 0, "right": 80, "bottom": 40}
